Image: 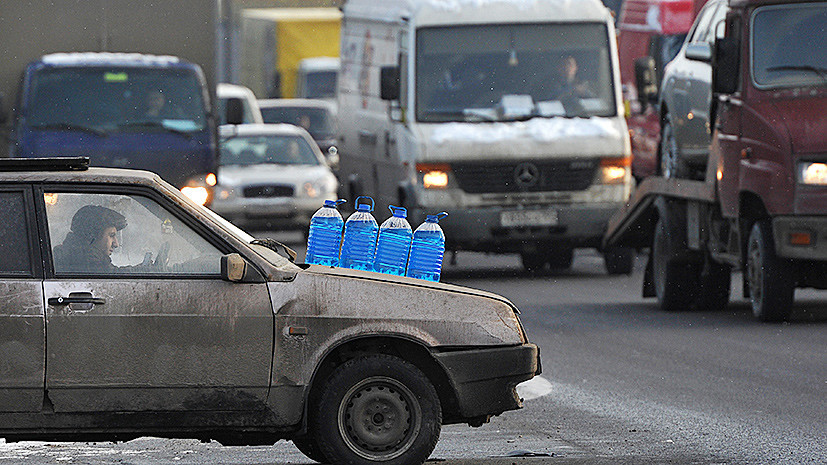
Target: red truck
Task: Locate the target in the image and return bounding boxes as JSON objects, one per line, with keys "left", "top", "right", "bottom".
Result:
{"left": 605, "top": 0, "right": 827, "bottom": 321}
{"left": 617, "top": 0, "right": 708, "bottom": 179}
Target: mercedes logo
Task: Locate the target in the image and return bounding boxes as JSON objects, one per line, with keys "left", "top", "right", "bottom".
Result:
{"left": 514, "top": 162, "right": 540, "bottom": 188}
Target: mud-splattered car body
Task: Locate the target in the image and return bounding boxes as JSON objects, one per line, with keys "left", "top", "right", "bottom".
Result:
{"left": 0, "top": 158, "right": 539, "bottom": 463}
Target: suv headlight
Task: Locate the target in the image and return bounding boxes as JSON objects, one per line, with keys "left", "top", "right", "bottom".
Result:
{"left": 799, "top": 162, "right": 827, "bottom": 185}
{"left": 303, "top": 175, "right": 338, "bottom": 198}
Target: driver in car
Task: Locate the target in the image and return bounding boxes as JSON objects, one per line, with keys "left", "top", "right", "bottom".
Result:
{"left": 53, "top": 205, "right": 167, "bottom": 273}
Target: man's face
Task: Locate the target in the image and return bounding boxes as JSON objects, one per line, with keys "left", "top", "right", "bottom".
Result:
{"left": 93, "top": 226, "right": 120, "bottom": 256}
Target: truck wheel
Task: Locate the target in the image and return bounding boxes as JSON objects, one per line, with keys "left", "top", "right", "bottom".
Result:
{"left": 547, "top": 247, "right": 574, "bottom": 270}
{"left": 603, "top": 247, "right": 635, "bottom": 275}
{"left": 652, "top": 216, "right": 699, "bottom": 311}
{"left": 659, "top": 118, "right": 690, "bottom": 179}
{"left": 292, "top": 434, "right": 326, "bottom": 463}
{"left": 312, "top": 354, "right": 441, "bottom": 465}
{"left": 746, "top": 219, "right": 794, "bottom": 322}
{"left": 521, "top": 253, "right": 546, "bottom": 273}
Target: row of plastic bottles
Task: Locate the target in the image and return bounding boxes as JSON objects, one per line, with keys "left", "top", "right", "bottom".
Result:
{"left": 305, "top": 196, "right": 448, "bottom": 282}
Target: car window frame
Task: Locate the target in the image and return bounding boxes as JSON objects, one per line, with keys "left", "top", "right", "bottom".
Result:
{"left": 35, "top": 182, "right": 239, "bottom": 280}
{"left": 0, "top": 184, "right": 42, "bottom": 279}
{"left": 688, "top": 0, "right": 723, "bottom": 44}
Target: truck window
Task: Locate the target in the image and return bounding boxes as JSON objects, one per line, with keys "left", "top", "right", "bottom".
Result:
{"left": 0, "top": 191, "right": 32, "bottom": 275}
{"left": 751, "top": 3, "right": 827, "bottom": 89}
{"left": 26, "top": 67, "right": 206, "bottom": 133}
{"left": 302, "top": 71, "right": 337, "bottom": 100}
{"left": 415, "top": 23, "right": 616, "bottom": 122}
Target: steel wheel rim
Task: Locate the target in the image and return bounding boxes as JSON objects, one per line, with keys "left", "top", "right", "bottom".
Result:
{"left": 338, "top": 376, "right": 422, "bottom": 461}
{"left": 661, "top": 123, "right": 678, "bottom": 178}
{"left": 747, "top": 234, "right": 764, "bottom": 310}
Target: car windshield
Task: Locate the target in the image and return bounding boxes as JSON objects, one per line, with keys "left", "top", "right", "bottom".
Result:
{"left": 259, "top": 106, "right": 334, "bottom": 139}
{"left": 26, "top": 66, "right": 207, "bottom": 132}
{"left": 220, "top": 134, "right": 320, "bottom": 166}
{"left": 416, "top": 22, "right": 616, "bottom": 122}
{"left": 752, "top": 3, "right": 827, "bottom": 88}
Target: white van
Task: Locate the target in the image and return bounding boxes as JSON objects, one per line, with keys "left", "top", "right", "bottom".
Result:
{"left": 337, "top": 0, "right": 635, "bottom": 273}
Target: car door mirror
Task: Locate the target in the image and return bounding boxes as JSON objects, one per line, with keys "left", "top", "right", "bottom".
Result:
{"left": 221, "top": 253, "right": 265, "bottom": 283}
{"left": 713, "top": 37, "right": 740, "bottom": 95}
{"left": 380, "top": 66, "right": 400, "bottom": 101}
{"left": 634, "top": 57, "right": 658, "bottom": 107}
{"left": 225, "top": 98, "right": 245, "bottom": 125}
{"left": 685, "top": 43, "right": 712, "bottom": 63}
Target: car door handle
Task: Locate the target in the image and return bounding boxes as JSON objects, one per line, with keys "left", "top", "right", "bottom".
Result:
{"left": 48, "top": 296, "right": 106, "bottom": 306}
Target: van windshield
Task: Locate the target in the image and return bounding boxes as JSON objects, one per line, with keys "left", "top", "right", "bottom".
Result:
{"left": 27, "top": 67, "right": 207, "bottom": 133}
{"left": 416, "top": 23, "right": 616, "bottom": 122}
{"left": 752, "top": 3, "right": 827, "bottom": 88}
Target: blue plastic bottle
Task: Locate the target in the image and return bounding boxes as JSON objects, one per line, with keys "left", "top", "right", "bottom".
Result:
{"left": 373, "top": 205, "right": 413, "bottom": 276}
{"left": 305, "top": 199, "right": 346, "bottom": 266}
{"left": 339, "top": 196, "right": 379, "bottom": 271}
{"left": 406, "top": 212, "right": 449, "bottom": 282}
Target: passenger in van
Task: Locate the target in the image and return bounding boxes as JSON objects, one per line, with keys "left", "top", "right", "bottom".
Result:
{"left": 142, "top": 89, "right": 184, "bottom": 119}
{"left": 553, "top": 55, "right": 594, "bottom": 99}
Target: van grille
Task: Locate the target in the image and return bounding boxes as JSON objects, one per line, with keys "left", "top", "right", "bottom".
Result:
{"left": 243, "top": 184, "right": 294, "bottom": 198}
{"left": 451, "top": 160, "right": 598, "bottom": 194}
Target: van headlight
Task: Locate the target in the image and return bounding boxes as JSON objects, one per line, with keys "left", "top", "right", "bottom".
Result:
{"left": 600, "top": 157, "right": 630, "bottom": 184}
{"left": 417, "top": 163, "right": 452, "bottom": 189}
{"left": 181, "top": 172, "right": 216, "bottom": 206}
{"left": 799, "top": 162, "right": 827, "bottom": 185}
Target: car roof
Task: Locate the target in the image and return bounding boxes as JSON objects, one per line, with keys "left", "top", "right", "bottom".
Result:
{"left": 257, "top": 98, "right": 335, "bottom": 111}
{"left": 219, "top": 123, "right": 313, "bottom": 138}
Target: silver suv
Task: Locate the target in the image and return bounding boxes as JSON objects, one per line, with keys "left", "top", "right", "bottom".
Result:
{"left": 658, "top": 0, "right": 728, "bottom": 179}
{"left": 0, "top": 157, "right": 539, "bottom": 465}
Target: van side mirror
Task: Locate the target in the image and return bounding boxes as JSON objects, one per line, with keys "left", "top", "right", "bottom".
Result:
{"left": 685, "top": 43, "right": 712, "bottom": 63}
{"left": 380, "top": 66, "right": 400, "bottom": 101}
{"left": 713, "top": 37, "right": 740, "bottom": 95}
{"left": 225, "top": 98, "right": 245, "bottom": 125}
{"left": 634, "top": 57, "right": 658, "bottom": 106}
{"left": 221, "top": 253, "right": 264, "bottom": 283}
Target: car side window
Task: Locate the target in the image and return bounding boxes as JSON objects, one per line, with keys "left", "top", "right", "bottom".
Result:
{"left": 46, "top": 192, "right": 222, "bottom": 276}
{"left": 0, "top": 190, "right": 33, "bottom": 275}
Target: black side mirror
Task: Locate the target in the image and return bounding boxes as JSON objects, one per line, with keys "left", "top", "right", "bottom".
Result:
{"left": 225, "top": 98, "right": 245, "bottom": 125}
{"left": 380, "top": 66, "right": 400, "bottom": 101}
{"left": 221, "top": 253, "right": 265, "bottom": 283}
{"left": 713, "top": 37, "right": 740, "bottom": 95}
{"left": 634, "top": 57, "right": 658, "bottom": 106}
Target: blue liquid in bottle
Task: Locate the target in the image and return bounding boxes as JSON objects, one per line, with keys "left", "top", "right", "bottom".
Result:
{"left": 339, "top": 196, "right": 378, "bottom": 271}
{"left": 305, "top": 199, "right": 346, "bottom": 266}
{"left": 406, "top": 212, "right": 449, "bottom": 282}
{"left": 374, "top": 205, "right": 412, "bottom": 276}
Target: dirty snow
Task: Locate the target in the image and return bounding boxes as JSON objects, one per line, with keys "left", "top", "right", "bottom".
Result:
{"left": 431, "top": 117, "right": 621, "bottom": 145}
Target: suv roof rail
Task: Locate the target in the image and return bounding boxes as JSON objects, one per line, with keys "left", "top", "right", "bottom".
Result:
{"left": 0, "top": 157, "right": 90, "bottom": 171}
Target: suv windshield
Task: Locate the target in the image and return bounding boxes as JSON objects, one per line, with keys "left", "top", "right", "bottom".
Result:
{"left": 416, "top": 23, "right": 616, "bottom": 122}
{"left": 259, "top": 106, "right": 334, "bottom": 139}
{"left": 752, "top": 3, "right": 827, "bottom": 88}
{"left": 27, "top": 67, "right": 207, "bottom": 132}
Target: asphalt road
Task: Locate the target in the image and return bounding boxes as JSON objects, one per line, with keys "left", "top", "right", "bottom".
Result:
{"left": 2, "top": 237, "right": 824, "bottom": 465}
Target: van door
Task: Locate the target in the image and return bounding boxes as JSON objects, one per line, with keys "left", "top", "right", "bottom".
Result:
{"left": 40, "top": 189, "right": 273, "bottom": 413}
{"left": 0, "top": 186, "right": 44, "bottom": 413}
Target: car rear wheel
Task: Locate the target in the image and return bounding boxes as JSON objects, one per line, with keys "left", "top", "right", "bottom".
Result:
{"left": 603, "top": 247, "right": 635, "bottom": 275}
{"left": 659, "top": 118, "right": 690, "bottom": 179}
{"left": 746, "top": 219, "right": 794, "bottom": 322}
{"left": 652, "top": 216, "right": 699, "bottom": 311}
{"left": 312, "top": 354, "right": 441, "bottom": 465}
{"left": 292, "top": 433, "right": 326, "bottom": 463}
{"left": 521, "top": 252, "right": 546, "bottom": 273}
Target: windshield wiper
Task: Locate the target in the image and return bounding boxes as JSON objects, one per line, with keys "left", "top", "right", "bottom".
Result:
{"left": 251, "top": 238, "right": 297, "bottom": 262}
{"left": 29, "top": 122, "right": 107, "bottom": 137}
{"left": 117, "top": 121, "right": 194, "bottom": 138}
{"left": 766, "top": 65, "right": 827, "bottom": 83}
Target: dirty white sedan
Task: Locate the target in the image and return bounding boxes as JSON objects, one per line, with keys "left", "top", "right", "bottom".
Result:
{"left": 211, "top": 123, "right": 339, "bottom": 231}
{"left": 0, "top": 157, "right": 540, "bottom": 465}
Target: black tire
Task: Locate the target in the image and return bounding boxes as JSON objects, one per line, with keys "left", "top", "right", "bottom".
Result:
{"left": 746, "top": 219, "right": 794, "bottom": 322}
{"left": 292, "top": 434, "right": 327, "bottom": 463}
{"left": 546, "top": 247, "right": 574, "bottom": 270}
{"left": 603, "top": 247, "right": 635, "bottom": 275}
{"left": 312, "top": 354, "right": 441, "bottom": 465}
{"left": 652, "top": 216, "right": 699, "bottom": 311}
{"left": 659, "top": 117, "right": 691, "bottom": 179}
{"left": 521, "top": 252, "right": 546, "bottom": 273}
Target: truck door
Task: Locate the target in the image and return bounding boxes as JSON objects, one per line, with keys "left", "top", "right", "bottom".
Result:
{"left": 0, "top": 186, "right": 44, "bottom": 413}
{"left": 39, "top": 189, "right": 273, "bottom": 413}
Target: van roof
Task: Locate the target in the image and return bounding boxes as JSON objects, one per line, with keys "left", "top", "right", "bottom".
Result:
{"left": 344, "top": 0, "right": 613, "bottom": 26}
{"left": 38, "top": 52, "right": 184, "bottom": 68}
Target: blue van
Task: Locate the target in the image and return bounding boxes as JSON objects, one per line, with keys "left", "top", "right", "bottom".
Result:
{"left": 10, "top": 53, "right": 217, "bottom": 195}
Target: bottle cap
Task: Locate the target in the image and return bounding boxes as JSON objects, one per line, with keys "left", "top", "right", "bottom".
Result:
{"left": 355, "top": 196, "right": 374, "bottom": 212}
{"left": 324, "top": 198, "right": 347, "bottom": 208}
{"left": 426, "top": 212, "right": 449, "bottom": 223}
{"left": 389, "top": 205, "right": 407, "bottom": 218}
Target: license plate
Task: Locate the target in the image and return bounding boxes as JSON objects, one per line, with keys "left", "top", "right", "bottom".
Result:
{"left": 500, "top": 209, "right": 559, "bottom": 227}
